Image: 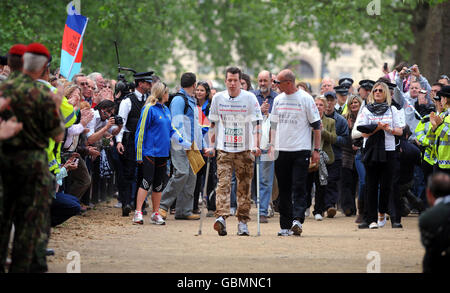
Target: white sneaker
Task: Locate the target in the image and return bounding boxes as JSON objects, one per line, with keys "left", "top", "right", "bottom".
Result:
{"left": 151, "top": 212, "right": 165, "bottom": 225}
{"left": 314, "top": 214, "right": 323, "bottom": 221}
{"left": 277, "top": 229, "right": 293, "bottom": 236}
{"left": 377, "top": 214, "right": 387, "bottom": 227}
{"left": 230, "top": 207, "right": 236, "bottom": 216}
{"left": 369, "top": 222, "right": 378, "bottom": 229}
{"left": 268, "top": 203, "right": 274, "bottom": 218}
{"left": 132, "top": 211, "right": 143, "bottom": 225}
{"left": 305, "top": 208, "right": 310, "bottom": 218}
{"left": 114, "top": 202, "right": 122, "bottom": 208}
{"left": 237, "top": 221, "right": 249, "bottom": 236}
{"left": 291, "top": 220, "right": 303, "bottom": 236}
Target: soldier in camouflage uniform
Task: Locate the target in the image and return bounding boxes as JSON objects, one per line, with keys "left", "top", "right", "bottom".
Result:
{"left": 0, "top": 43, "right": 64, "bottom": 273}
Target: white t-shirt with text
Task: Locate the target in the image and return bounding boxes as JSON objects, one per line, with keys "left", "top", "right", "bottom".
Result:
{"left": 269, "top": 89, "right": 320, "bottom": 151}
{"left": 208, "top": 90, "right": 263, "bottom": 152}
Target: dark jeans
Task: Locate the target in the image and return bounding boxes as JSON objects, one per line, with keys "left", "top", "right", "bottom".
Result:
{"left": 50, "top": 192, "right": 81, "bottom": 227}
{"left": 324, "top": 159, "right": 342, "bottom": 210}
{"left": 193, "top": 155, "right": 217, "bottom": 211}
{"left": 306, "top": 170, "right": 326, "bottom": 215}
{"left": 363, "top": 151, "right": 398, "bottom": 224}
{"left": 275, "top": 150, "right": 310, "bottom": 229}
{"left": 340, "top": 167, "right": 357, "bottom": 214}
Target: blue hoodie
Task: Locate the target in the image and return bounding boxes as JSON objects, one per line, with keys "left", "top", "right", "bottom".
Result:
{"left": 135, "top": 102, "right": 189, "bottom": 161}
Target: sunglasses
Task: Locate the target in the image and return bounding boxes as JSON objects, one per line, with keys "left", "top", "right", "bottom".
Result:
{"left": 273, "top": 80, "right": 289, "bottom": 85}
{"left": 440, "top": 75, "right": 449, "bottom": 80}
{"left": 373, "top": 88, "right": 384, "bottom": 93}
{"left": 80, "top": 82, "right": 88, "bottom": 86}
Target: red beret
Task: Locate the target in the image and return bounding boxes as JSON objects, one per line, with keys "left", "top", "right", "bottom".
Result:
{"left": 25, "top": 43, "right": 50, "bottom": 59}
{"left": 9, "top": 44, "right": 27, "bottom": 56}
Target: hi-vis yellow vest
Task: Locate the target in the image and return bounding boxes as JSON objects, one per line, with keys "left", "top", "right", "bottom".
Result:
{"left": 426, "top": 111, "right": 450, "bottom": 169}
{"left": 415, "top": 115, "right": 435, "bottom": 165}
{"left": 38, "top": 80, "right": 76, "bottom": 174}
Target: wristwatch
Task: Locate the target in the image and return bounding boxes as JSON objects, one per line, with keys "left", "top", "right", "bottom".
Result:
{"left": 314, "top": 148, "right": 321, "bottom": 152}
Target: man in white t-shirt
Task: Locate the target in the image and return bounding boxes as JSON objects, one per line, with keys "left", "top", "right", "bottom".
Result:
{"left": 205, "top": 67, "right": 262, "bottom": 236}
{"left": 268, "top": 69, "right": 321, "bottom": 236}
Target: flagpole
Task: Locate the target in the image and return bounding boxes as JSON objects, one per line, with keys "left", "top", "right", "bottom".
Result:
{"left": 67, "top": 17, "right": 89, "bottom": 80}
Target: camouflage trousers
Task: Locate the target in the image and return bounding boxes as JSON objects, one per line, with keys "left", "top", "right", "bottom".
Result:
{"left": 215, "top": 150, "right": 254, "bottom": 223}
{"left": 0, "top": 150, "right": 54, "bottom": 273}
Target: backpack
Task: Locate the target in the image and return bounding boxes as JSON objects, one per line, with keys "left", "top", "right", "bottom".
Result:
{"left": 169, "top": 91, "right": 192, "bottom": 115}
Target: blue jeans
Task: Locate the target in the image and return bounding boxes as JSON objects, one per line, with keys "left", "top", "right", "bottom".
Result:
{"left": 354, "top": 151, "right": 366, "bottom": 201}
{"left": 257, "top": 156, "right": 275, "bottom": 216}
{"left": 51, "top": 192, "right": 81, "bottom": 227}
{"left": 230, "top": 170, "right": 237, "bottom": 208}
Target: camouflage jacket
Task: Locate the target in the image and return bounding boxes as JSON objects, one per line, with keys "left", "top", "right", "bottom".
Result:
{"left": 0, "top": 73, "right": 64, "bottom": 151}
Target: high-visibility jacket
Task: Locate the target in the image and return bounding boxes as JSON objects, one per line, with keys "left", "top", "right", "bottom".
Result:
{"left": 38, "top": 79, "right": 76, "bottom": 174}
{"left": 426, "top": 111, "right": 450, "bottom": 169}
{"left": 415, "top": 115, "right": 435, "bottom": 165}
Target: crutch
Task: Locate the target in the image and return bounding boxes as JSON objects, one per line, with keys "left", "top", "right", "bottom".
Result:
{"left": 256, "top": 156, "right": 261, "bottom": 236}
{"left": 196, "top": 156, "right": 211, "bottom": 236}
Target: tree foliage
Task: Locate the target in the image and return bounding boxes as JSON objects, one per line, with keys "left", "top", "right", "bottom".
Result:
{"left": 0, "top": 0, "right": 447, "bottom": 82}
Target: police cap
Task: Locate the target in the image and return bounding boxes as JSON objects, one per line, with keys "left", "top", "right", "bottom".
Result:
{"left": 134, "top": 71, "right": 154, "bottom": 83}
{"left": 334, "top": 85, "right": 349, "bottom": 96}
{"left": 358, "top": 79, "right": 375, "bottom": 90}
{"left": 339, "top": 77, "right": 354, "bottom": 88}
{"left": 437, "top": 85, "right": 450, "bottom": 98}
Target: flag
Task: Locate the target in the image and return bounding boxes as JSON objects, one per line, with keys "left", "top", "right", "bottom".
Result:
{"left": 60, "top": 2, "right": 88, "bottom": 81}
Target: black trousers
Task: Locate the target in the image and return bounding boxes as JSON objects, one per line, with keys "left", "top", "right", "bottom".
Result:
{"left": 193, "top": 155, "right": 217, "bottom": 211}
{"left": 363, "top": 151, "right": 398, "bottom": 224}
{"left": 340, "top": 167, "right": 357, "bottom": 215}
{"left": 275, "top": 150, "right": 310, "bottom": 229}
{"left": 117, "top": 133, "right": 137, "bottom": 206}
{"left": 306, "top": 170, "right": 326, "bottom": 215}
{"left": 324, "top": 159, "right": 342, "bottom": 210}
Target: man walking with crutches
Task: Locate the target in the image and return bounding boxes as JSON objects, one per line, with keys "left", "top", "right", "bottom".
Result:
{"left": 204, "top": 67, "right": 262, "bottom": 236}
{"left": 268, "top": 69, "right": 321, "bottom": 236}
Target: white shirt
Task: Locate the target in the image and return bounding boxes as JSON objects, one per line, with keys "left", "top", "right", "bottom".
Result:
{"left": 208, "top": 89, "right": 262, "bottom": 152}
{"left": 355, "top": 105, "right": 401, "bottom": 151}
{"left": 270, "top": 89, "right": 320, "bottom": 151}
{"left": 116, "top": 89, "right": 146, "bottom": 143}
{"left": 86, "top": 110, "right": 118, "bottom": 138}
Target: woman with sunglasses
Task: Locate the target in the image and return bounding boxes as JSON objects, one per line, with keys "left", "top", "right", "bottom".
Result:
{"left": 133, "top": 82, "right": 191, "bottom": 225}
{"left": 355, "top": 82, "right": 403, "bottom": 229}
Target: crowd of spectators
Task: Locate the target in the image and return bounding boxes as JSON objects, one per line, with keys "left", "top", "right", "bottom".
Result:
{"left": 1, "top": 41, "right": 449, "bottom": 273}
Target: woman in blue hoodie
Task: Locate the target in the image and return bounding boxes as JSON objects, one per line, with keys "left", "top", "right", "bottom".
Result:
{"left": 133, "top": 82, "right": 190, "bottom": 225}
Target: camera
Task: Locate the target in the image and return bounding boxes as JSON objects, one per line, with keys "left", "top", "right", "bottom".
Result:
{"left": 404, "top": 66, "right": 414, "bottom": 75}
{"left": 113, "top": 115, "right": 124, "bottom": 126}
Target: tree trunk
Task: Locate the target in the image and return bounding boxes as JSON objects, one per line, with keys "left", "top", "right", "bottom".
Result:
{"left": 395, "top": 2, "right": 449, "bottom": 84}
{"left": 439, "top": 1, "right": 450, "bottom": 78}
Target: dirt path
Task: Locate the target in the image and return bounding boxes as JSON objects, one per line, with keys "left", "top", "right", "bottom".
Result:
{"left": 47, "top": 201, "right": 424, "bottom": 273}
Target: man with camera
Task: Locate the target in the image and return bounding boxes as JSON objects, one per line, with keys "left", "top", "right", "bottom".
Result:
{"left": 115, "top": 72, "right": 153, "bottom": 216}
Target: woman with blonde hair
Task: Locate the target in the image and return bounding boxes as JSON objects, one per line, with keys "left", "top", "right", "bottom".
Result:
{"left": 133, "top": 82, "right": 191, "bottom": 225}
{"left": 340, "top": 95, "right": 363, "bottom": 217}
{"left": 354, "top": 82, "right": 403, "bottom": 229}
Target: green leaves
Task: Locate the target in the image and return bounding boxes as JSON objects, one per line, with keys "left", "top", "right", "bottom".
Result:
{"left": 0, "top": 0, "right": 442, "bottom": 82}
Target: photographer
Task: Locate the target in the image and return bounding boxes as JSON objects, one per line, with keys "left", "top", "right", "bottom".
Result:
{"left": 86, "top": 100, "right": 122, "bottom": 203}
{"left": 115, "top": 71, "right": 153, "bottom": 216}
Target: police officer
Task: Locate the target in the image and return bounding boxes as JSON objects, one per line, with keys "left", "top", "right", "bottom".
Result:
{"left": 0, "top": 43, "right": 64, "bottom": 272}
{"left": 115, "top": 72, "right": 153, "bottom": 216}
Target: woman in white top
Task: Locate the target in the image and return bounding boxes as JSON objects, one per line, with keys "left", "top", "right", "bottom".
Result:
{"left": 355, "top": 82, "right": 403, "bottom": 229}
